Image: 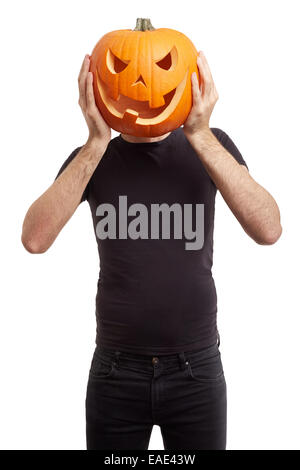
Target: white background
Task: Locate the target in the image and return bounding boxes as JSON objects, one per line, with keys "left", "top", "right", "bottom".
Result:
{"left": 0, "top": 0, "right": 299, "bottom": 450}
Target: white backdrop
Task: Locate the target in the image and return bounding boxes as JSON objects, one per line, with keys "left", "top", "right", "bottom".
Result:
{"left": 1, "top": 0, "right": 299, "bottom": 450}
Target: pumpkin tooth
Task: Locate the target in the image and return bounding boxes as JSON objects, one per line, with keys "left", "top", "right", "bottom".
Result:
{"left": 149, "top": 94, "right": 165, "bottom": 108}
{"left": 123, "top": 109, "right": 139, "bottom": 123}
{"left": 111, "top": 87, "right": 120, "bottom": 101}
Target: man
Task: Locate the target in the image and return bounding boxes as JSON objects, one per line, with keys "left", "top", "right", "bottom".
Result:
{"left": 21, "top": 51, "right": 282, "bottom": 450}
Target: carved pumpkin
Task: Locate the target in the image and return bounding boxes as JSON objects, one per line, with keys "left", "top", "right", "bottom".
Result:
{"left": 90, "top": 18, "right": 200, "bottom": 137}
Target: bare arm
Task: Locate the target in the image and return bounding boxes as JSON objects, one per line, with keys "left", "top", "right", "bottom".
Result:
{"left": 21, "top": 142, "right": 106, "bottom": 253}
{"left": 183, "top": 51, "right": 282, "bottom": 245}
{"left": 21, "top": 55, "right": 111, "bottom": 253}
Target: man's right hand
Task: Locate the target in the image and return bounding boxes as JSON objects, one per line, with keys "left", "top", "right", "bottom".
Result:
{"left": 78, "top": 54, "right": 111, "bottom": 148}
{"left": 21, "top": 55, "right": 111, "bottom": 254}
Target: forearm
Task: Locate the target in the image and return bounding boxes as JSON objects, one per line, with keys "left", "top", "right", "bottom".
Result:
{"left": 22, "top": 140, "right": 106, "bottom": 253}
{"left": 187, "top": 128, "right": 282, "bottom": 244}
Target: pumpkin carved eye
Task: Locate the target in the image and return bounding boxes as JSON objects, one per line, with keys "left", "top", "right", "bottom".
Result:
{"left": 155, "top": 46, "right": 178, "bottom": 71}
{"left": 107, "top": 49, "right": 130, "bottom": 74}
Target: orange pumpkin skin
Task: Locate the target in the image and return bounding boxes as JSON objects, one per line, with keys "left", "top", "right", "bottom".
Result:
{"left": 90, "top": 20, "right": 200, "bottom": 137}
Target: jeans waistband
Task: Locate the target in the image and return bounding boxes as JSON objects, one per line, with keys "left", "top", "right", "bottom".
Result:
{"left": 96, "top": 341, "right": 220, "bottom": 373}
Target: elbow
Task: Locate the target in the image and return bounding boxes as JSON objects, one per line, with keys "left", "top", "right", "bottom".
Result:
{"left": 21, "top": 233, "right": 49, "bottom": 254}
{"left": 254, "top": 224, "right": 282, "bottom": 246}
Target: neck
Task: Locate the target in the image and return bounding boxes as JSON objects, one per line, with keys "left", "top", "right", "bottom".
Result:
{"left": 121, "top": 132, "right": 171, "bottom": 143}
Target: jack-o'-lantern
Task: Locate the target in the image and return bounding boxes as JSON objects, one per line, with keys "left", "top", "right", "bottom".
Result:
{"left": 90, "top": 18, "right": 200, "bottom": 137}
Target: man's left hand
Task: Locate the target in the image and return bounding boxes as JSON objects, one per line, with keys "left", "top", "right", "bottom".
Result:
{"left": 183, "top": 51, "right": 219, "bottom": 140}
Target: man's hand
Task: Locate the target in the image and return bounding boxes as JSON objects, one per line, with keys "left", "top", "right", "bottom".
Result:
{"left": 21, "top": 55, "right": 111, "bottom": 254}
{"left": 182, "top": 51, "right": 282, "bottom": 245}
{"left": 78, "top": 54, "right": 111, "bottom": 147}
{"left": 183, "top": 51, "right": 219, "bottom": 140}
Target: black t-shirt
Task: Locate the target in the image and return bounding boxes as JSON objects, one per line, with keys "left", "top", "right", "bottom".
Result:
{"left": 56, "top": 127, "right": 247, "bottom": 355}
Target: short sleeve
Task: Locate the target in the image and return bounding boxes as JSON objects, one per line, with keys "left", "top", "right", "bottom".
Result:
{"left": 55, "top": 146, "right": 88, "bottom": 203}
{"left": 211, "top": 128, "right": 248, "bottom": 170}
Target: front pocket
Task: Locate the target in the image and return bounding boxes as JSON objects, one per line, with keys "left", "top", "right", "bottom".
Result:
{"left": 89, "top": 353, "right": 116, "bottom": 379}
{"left": 186, "top": 355, "right": 225, "bottom": 383}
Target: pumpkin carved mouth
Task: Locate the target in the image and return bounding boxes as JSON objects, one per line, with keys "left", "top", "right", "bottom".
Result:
{"left": 96, "top": 69, "right": 188, "bottom": 126}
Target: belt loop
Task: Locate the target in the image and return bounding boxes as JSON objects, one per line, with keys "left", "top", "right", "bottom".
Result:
{"left": 113, "top": 350, "right": 121, "bottom": 368}
{"left": 217, "top": 330, "right": 220, "bottom": 347}
{"left": 178, "top": 352, "right": 187, "bottom": 370}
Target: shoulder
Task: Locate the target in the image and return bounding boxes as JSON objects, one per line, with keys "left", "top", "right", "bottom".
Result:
{"left": 177, "top": 126, "right": 228, "bottom": 144}
{"left": 210, "top": 127, "right": 248, "bottom": 169}
{"left": 210, "top": 127, "right": 238, "bottom": 152}
{"left": 210, "top": 127, "right": 228, "bottom": 144}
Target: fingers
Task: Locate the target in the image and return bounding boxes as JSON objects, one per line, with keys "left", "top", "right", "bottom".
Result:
{"left": 197, "top": 51, "right": 217, "bottom": 98}
{"left": 78, "top": 54, "right": 90, "bottom": 110}
{"left": 196, "top": 53, "right": 205, "bottom": 97}
{"left": 86, "top": 72, "right": 98, "bottom": 116}
{"left": 191, "top": 72, "right": 201, "bottom": 109}
{"left": 86, "top": 71, "right": 107, "bottom": 127}
{"left": 86, "top": 72, "right": 94, "bottom": 107}
{"left": 78, "top": 54, "right": 89, "bottom": 80}
{"left": 198, "top": 51, "right": 213, "bottom": 83}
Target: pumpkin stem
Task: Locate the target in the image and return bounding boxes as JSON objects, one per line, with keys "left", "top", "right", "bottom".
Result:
{"left": 134, "top": 18, "right": 155, "bottom": 31}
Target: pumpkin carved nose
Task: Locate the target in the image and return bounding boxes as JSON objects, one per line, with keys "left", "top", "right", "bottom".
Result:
{"left": 133, "top": 74, "right": 147, "bottom": 87}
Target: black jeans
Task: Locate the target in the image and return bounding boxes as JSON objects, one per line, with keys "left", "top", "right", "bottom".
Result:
{"left": 85, "top": 341, "right": 227, "bottom": 450}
